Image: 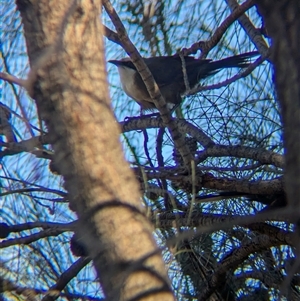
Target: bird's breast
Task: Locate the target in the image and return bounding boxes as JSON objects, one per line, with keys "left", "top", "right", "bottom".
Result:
{"left": 118, "top": 66, "right": 150, "bottom": 102}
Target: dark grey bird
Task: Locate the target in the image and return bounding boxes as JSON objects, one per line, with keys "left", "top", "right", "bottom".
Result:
{"left": 109, "top": 52, "right": 258, "bottom": 110}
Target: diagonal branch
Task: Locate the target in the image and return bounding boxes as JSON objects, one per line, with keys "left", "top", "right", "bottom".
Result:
{"left": 103, "top": 0, "right": 194, "bottom": 168}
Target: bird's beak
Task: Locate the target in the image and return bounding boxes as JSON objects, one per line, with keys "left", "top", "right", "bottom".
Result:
{"left": 108, "top": 60, "right": 121, "bottom": 66}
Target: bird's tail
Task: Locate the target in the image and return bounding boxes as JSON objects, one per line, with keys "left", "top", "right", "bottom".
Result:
{"left": 185, "top": 51, "right": 259, "bottom": 85}
{"left": 207, "top": 51, "right": 259, "bottom": 71}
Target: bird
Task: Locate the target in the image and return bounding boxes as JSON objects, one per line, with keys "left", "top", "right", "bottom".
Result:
{"left": 109, "top": 52, "right": 258, "bottom": 110}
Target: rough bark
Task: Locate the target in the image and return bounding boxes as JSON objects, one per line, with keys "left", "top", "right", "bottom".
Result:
{"left": 255, "top": 1, "right": 300, "bottom": 211}
{"left": 16, "top": 0, "right": 174, "bottom": 300}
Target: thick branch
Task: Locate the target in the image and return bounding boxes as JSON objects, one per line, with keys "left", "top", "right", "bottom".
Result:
{"left": 16, "top": 0, "right": 174, "bottom": 300}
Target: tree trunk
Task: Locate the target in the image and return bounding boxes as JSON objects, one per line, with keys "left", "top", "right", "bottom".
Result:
{"left": 16, "top": 1, "right": 174, "bottom": 300}
{"left": 255, "top": 0, "right": 300, "bottom": 211}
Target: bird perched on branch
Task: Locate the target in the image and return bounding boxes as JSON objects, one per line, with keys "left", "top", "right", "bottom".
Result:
{"left": 109, "top": 52, "right": 258, "bottom": 110}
